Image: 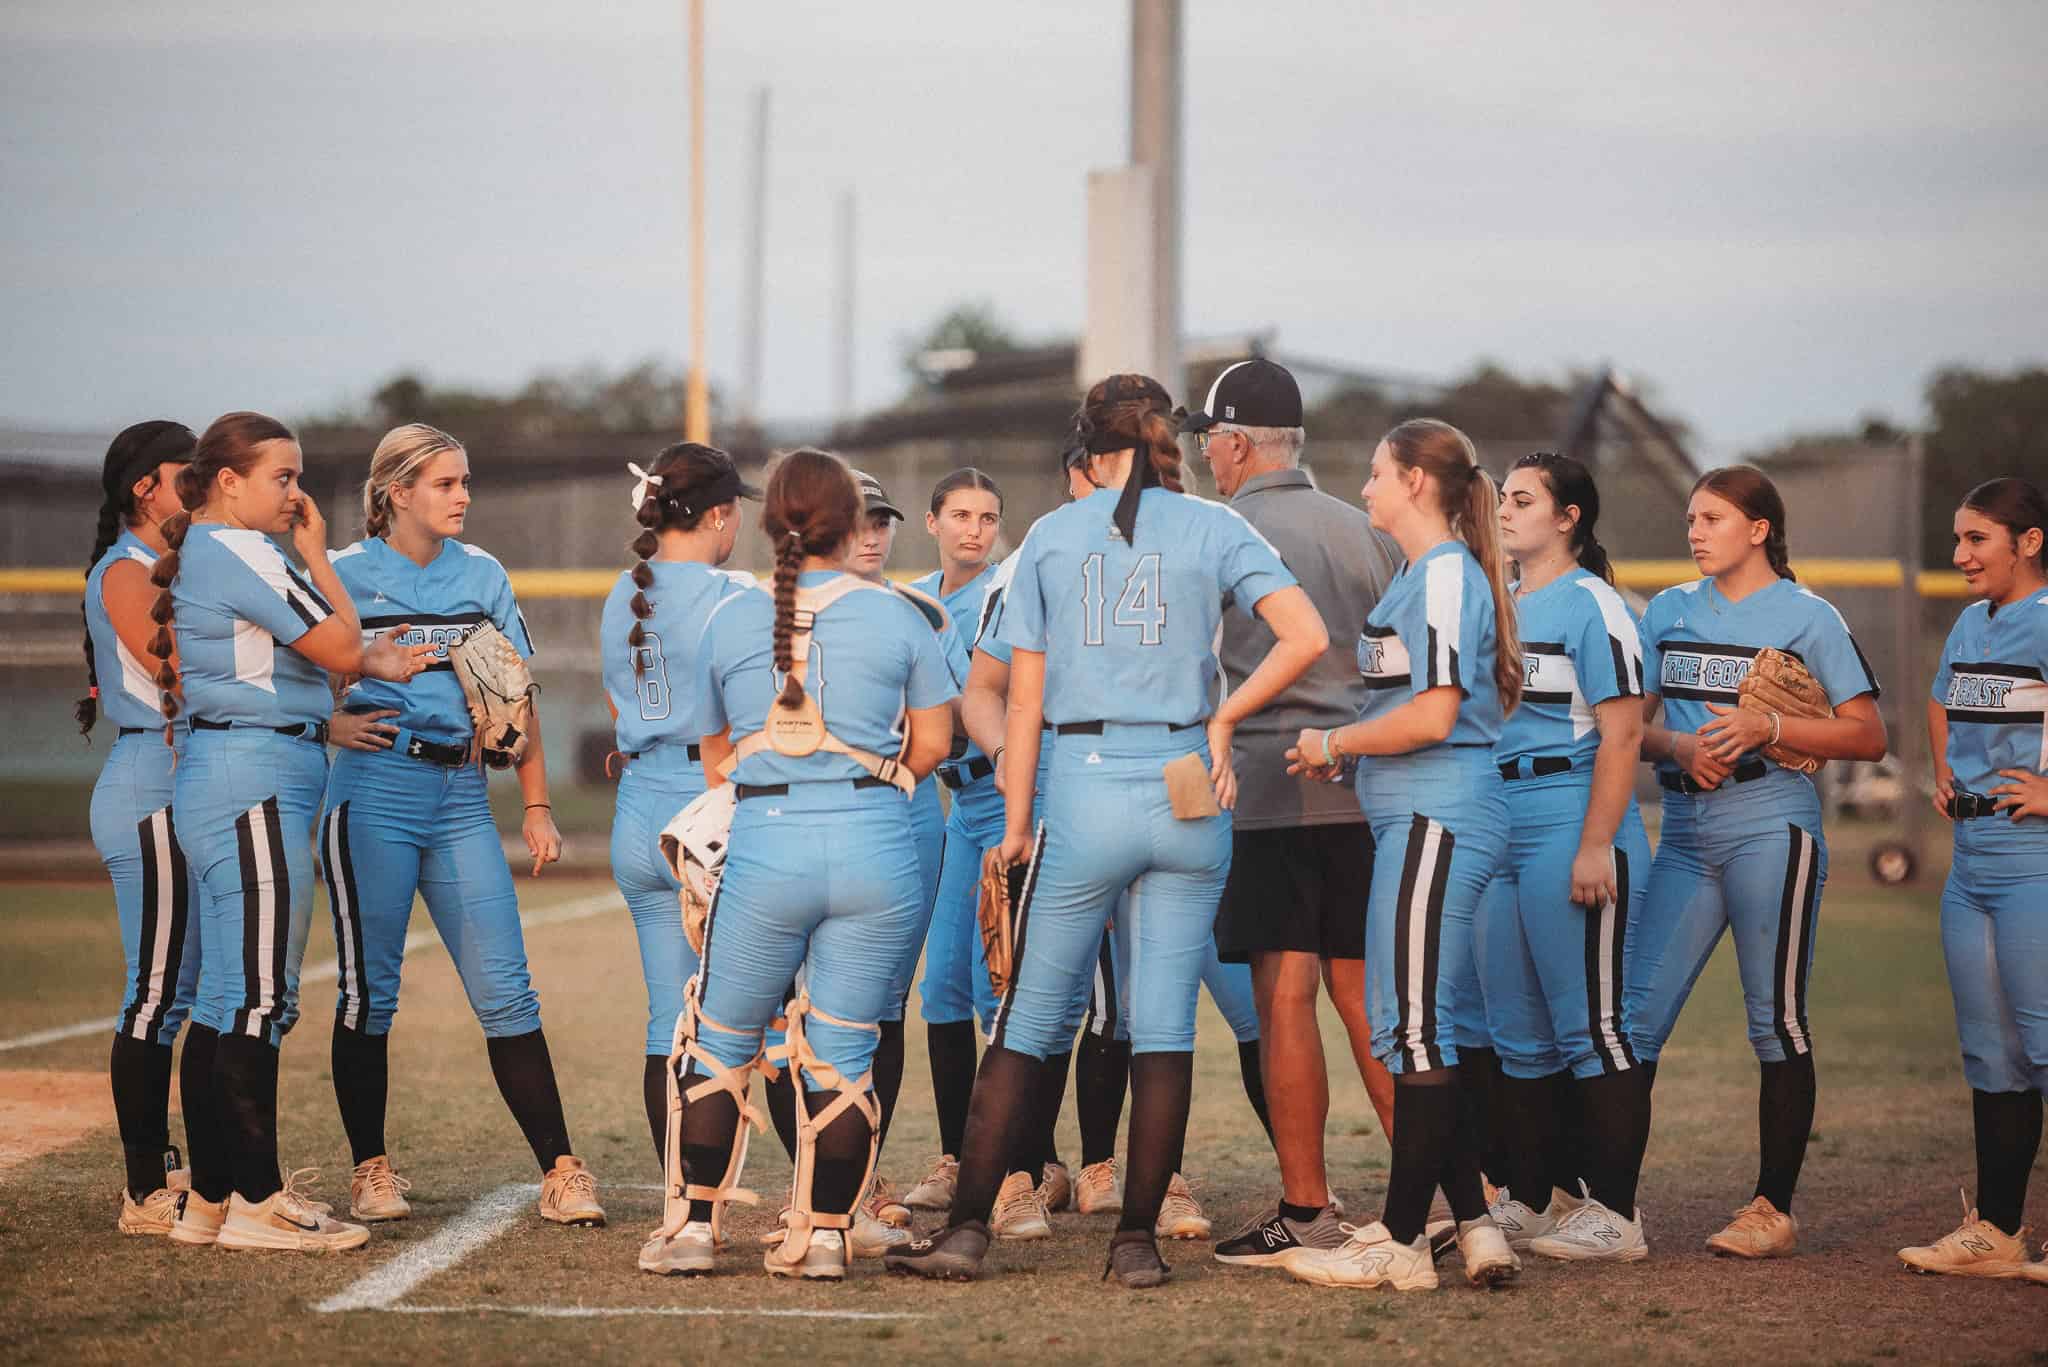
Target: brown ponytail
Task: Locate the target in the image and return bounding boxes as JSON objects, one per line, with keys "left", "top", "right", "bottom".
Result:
{"left": 1382, "top": 418, "right": 1523, "bottom": 715}
{"left": 760, "top": 448, "right": 862, "bottom": 711}
{"left": 627, "top": 441, "right": 741, "bottom": 683}
{"left": 1692, "top": 465, "right": 1794, "bottom": 581}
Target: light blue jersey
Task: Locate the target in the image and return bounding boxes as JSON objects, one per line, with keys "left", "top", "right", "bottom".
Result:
{"left": 86, "top": 529, "right": 171, "bottom": 732}
{"left": 1932, "top": 590, "right": 2048, "bottom": 801}
{"left": 172, "top": 525, "right": 334, "bottom": 728}
{"left": 1496, "top": 568, "right": 1645, "bottom": 770}
{"left": 997, "top": 487, "right": 1294, "bottom": 725}
{"left": 1355, "top": 539, "right": 1505, "bottom": 748}
{"left": 1640, "top": 577, "right": 1879, "bottom": 781}
{"left": 602, "top": 561, "right": 758, "bottom": 756}
{"left": 911, "top": 563, "right": 995, "bottom": 763}
{"left": 695, "top": 570, "right": 958, "bottom": 787}
{"left": 331, "top": 537, "right": 532, "bottom": 744}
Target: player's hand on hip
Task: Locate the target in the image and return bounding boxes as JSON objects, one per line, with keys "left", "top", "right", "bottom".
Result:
{"left": 524, "top": 807, "right": 563, "bottom": 877}
{"left": 1569, "top": 842, "right": 1618, "bottom": 910}
{"left": 1699, "top": 703, "right": 1768, "bottom": 764}
{"left": 1932, "top": 767, "right": 1956, "bottom": 821}
{"left": 330, "top": 707, "right": 399, "bottom": 752}
{"left": 1990, "top": 768, "right": 2048, "bottom": 821}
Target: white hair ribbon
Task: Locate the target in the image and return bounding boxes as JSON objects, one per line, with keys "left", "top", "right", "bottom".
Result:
{"left": 627, "top": 461, "right": 664, "bottom": 511}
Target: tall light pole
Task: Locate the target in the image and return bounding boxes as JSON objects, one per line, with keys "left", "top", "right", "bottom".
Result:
{"left": 739, "top": 86, "right": 770, "bottom": 427}
{"left": 1129, "top": 0, "right": 1183, "bottom": 403}
{"left": 685, "top": 0, "right": 710, "bottom": 443}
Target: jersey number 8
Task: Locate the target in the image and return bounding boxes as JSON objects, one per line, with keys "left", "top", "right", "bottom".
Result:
{"left": 633, "top": 633, "right": 670, "bottom": 720}
{"left": 1081, "top": 552, "right": 1165, "bottom": 647}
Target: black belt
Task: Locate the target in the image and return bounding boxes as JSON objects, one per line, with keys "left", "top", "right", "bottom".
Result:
{"left": 1949, "top": 791, "right": 2000, "bottom": 821}
{"left": 735, "top": 776, "right": 896, "bottom": 802}
{"left": 939, "top": 756, "right": 995, "bottom": 790}
{"left": 624, "top": 743, "right": 702, "bottom": 762}
{"left": 118, "top": 726, "right": 149, "bottom": 737}
{"left": 1659, "top": 756, "right": 1768, "bottom": 795}
{"left": 402, "top": 735, "right": 469, "bottom": 767}
{"left": 190, "top": 717, "right": 329, "bottom": 745}
{"left": 1499, "top": 756, "right": 1574, "bottom": 782}
{"left": 1054, "top": 720, "right": 1202, "bottom": 736}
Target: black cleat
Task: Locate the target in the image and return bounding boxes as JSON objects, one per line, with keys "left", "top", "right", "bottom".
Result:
{"left": 1104, "top": 1228, "right": 1171, "bottom": 1289}
{"left": 884, "top": 1220, "right": 991, "bottom": 1282}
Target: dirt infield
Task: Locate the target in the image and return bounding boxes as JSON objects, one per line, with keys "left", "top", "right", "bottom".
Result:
{"left": 2, "top": 878, "right": 2043, "bottom": 1365}
{"left": 0, "top": 1069, "right": 115, "bottom": 1174}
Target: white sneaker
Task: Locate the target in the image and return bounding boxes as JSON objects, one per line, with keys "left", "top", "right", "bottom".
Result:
{"left": 1282, "top": 1220, "right": 1438, "bottom": 1291}
{"left": 850, "top": 1211, "right": 913, "bottom": 1257}
{"left": 216, "top": 1186, "right": 370, "bottom": 1252}
{"left": 118, "top": 1184, "right": 186, "bottom": 1236}
{"left": 1155, "top": 1172, "right": 1211, "bottom": 1240}
{"left": 902, "top": 1154, "right": 958, "bottom": 1210}
{"left": 1529, "top": 1189, "right": 1649, "bottom": 1263}
{"left": 1456, "top": 1215, "right": 1521, "bottom": 1287}
{"left": 169, "top": 1191, "right": 229, "bottom": 1246}
{"left": 349, "top": 1155, "right": 413, "bottom": 1222}
{"left": 1898, "top": 1192, "right": 2035, "bottom": 1279}
{"left": 992, "top": 1169, "right": 1052, "bottom": 1240}
{"left": 1487, "top": 1187, "right": 1554, "bottom": 1250}
{"left": 765, "top": 1227, "right": 846, "bottom": 1280}
{"left": 640, "top": 1220, "right": 717, "bottom": 1275}
{"left": 1073, "top": 1158, "right": 1122, "bottom": 1214}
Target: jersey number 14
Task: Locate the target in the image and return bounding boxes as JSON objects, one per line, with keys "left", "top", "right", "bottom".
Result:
{"left": 1081, "top": 552, "right": 1165, "bottom": 647}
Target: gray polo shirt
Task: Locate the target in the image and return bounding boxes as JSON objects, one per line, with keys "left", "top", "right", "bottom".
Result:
{"left": 1220, "top": 467, "right": 1402, "bottom": 830}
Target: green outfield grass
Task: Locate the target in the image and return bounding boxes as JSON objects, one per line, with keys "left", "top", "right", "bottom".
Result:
{"left": 1, "top": 875, "right": 2042, "bottom": 1366}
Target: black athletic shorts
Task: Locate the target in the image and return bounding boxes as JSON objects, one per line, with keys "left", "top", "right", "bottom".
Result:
{"left": 1214, "top": 823, "right": 1373, "bottom": 963}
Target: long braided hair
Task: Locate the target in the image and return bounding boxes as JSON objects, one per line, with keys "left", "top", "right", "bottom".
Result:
{"left": 75, "top": 421, "right": 197, "bottom": 735}
{"left": 627, "top": 442, "right": 736, "bottom": 683}
{"left": 761, "top": 449, "right": 861, "bottom": 711}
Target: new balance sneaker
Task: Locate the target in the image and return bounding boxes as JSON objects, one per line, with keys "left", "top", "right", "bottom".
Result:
{"left": 169, "top": 1191, "right": 228, "bottom": 1246}
{"left": 902, "top": 1154, "right": 958, "bottom": 1211}
{"left": 884, "top": 1220, "right": 992, "bottom": 1281}
{"left": 1074, "top": 1158, "right": 1122, "bottom": 1214}
{"left": 1487, "top": 1187, "right": 1554, "bottom": 1250}
{"left": 1545, "top": 1183, "right": 1587, "bottom": 1224}
{"left": 991, "top": 1169, "right": 1052, "bottom": 1240}
{"left": 216, "top": 1188, "right": 370, "bottom": 1252}
{"left": 1528, "top": 1191, "right": 1649, "bottom": 1262}
{"left": 850, "top": 1211, "right": 914, "bottom": 1257}
{"left": 118, "top": 1184, "right": 186, "bottom": 1236}
{"left": 863, "top": 1176, "right": 911, "bottom": 1229}
{"left": 1456, "top": 1215, "right": 1521, "bottom": 1287}
{"left": 1214, "top": 1203, "right": 1346, "bottom": 1267}
{"left": 1039, "top": 1161, "right": 1074, "bottom": 1214}
{"left": 1898, "top": 1193, "right": 2035, "bottom": 1279}
{"left": 1705, "top": 1195, "right": 1798, "bottom": 1259}
{"left": 1282, "top": 1221, "right": 1438, "bottom": 1291}
{"left": 766, "top": 1227, "right": 845, "bottom": 1280}
{"left": 1155, "top": 1173, "right": 1211, "bottom": 1240}
{"left": 539, "top": 1155, "right": 605, "bottom": 1227}
{"left": 349, "top": 1155, "right": 413, "bottom": 1222}
{"left": 639, "top": 1220, "right": 716, "bottom": 1276}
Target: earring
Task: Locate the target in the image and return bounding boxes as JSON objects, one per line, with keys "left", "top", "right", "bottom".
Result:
{"left": 714, "top": 517, "right": 725, "bottom": 531}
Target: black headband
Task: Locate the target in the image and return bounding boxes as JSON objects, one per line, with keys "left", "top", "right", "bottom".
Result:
{"left": 103, "top": 422, "right": 194, "bottom": 505}
{"left": 673, "top": 465, "right": 744, "bottom": 516}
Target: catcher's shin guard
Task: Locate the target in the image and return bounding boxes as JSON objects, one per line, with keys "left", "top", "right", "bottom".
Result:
{"left": 653, "top": 976, "right": 769, "bottom": 1248}
{"left": 760, "top": 990, "right": 882, "bottom": 1272}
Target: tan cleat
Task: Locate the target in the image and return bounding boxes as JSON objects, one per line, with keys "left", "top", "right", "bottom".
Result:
{"left": 349, "top": 1155, "right": 413, "bottom": 1222}
{"left": 850, "top": 1211, "right": 913, "bottom": 1257}
{"left": 766, "top": 1227, "right": 846, "bottom": 1280}
{"left": 1039, "top": 1161, "right": 1074, "bottom": 1214}
{"left": 216, "top": 1178, "right": 370, "bottom": 1253}
{"left": 991, "top": 1169, "right": 1052, "bottom": 1240}
{"left": 1705, "top": 1195, "right": 1799, "bottom": 1258}
{"left": 902, "top": 1154, "right": 958, "bottom": 1211}
{"left": 169, "top": 1191, "right": 229, "bottom": 1246}
{"left": 863, "top": 1176, "right": 910, "bottom": 1229}
{"left": 1155, "top": 1173, "right": 1211, "bottom": 1240}
{"left": 1898, "top": 1192, "right": 2036, "bottom": 1279}
{"left": 539, "top": 1155, "right": 605, "bottom": 1227}
{"left": 1074, "top": 1158, "right": 1122, "bottom": 1214}
{"left": 118, "top": 1184, "right": 187, "bottom": 1236}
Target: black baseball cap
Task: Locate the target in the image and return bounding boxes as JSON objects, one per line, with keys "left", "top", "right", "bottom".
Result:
{"left": 852, "top": 469, "right": 904, "bottom": 521}
{"left": 1182, "top": 358, "right": 1303, "bottom": 432}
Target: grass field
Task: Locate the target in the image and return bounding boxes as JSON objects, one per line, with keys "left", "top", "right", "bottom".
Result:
{"left": 2, "top": 871, "right": 2044, "bottom": 1366}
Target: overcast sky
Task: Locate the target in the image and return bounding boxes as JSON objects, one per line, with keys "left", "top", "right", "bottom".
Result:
{"left": 3, "top": 1, "right": 2043, "bottom": 459}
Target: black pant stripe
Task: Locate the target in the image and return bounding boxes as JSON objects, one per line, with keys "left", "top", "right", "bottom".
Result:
{"left": 1770, "top": 825, "right": 1818, "bottom": 1058}
{"left": 1086, "top": 926, "right": 1119, "bottom": 1040}
{"left": 1582, "top": 846, "right": 1636, "bottom": 1074}
{"left": 986, "top": 823, "right": 1047, "bottom": 1053}
{"left": 120, "top": 806, "right": 183, "bottom": 1042}
{"left": 1790, "top": 827, "right": 1821, "bottom": 1051}
{"left": 1393, "top": 814, "right": 1452, "bottom": 1072}
{"left": 230, "top": 798, "right": 285, "bottom": 1039}
{"left": 263, "top": 799, "right": 292, "bottom": 1040}
{"left": 320, "top": 804, "right": 368, "bottom": 1031}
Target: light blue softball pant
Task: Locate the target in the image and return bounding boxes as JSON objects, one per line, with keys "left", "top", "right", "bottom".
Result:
{"left": 92, "top": 730, "right": 201, "bottom": 1045}
{"left": 610, "top": 743, "right": 707, "bottom": 1055}
{"left": 988, "top": 723, "right": 1231, "bottom": 1060}
{"left": 917, "top": 775, "right": 1005, "bottom": 1030}
{"left": 1627, "top": 768, "right": 1827, "bottom": 1065}
{"left": 319, "top": 745, "right": 541, "bottom": 1039}
{"left": 176, "top": 728, "right": 327, "bottom": 1048}
{"left": 874, "top": 776, "right": 948, "bottom": 1024}
{"left": 1475, "top": 772, "right": 1651, "bottom": 1081}
{"left": 1942, "top": 823, "right": 2048, "bottom": 1094}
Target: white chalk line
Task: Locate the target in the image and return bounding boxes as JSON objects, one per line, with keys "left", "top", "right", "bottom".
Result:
{"left": 0, "top": 891, "right": 623, "bottom": 1055}
{"left": 315, "top": 1182, "right": 538, "bottom": 1313}
{"left": 389, "top": 1305, "right": 931, "bottom": 1322}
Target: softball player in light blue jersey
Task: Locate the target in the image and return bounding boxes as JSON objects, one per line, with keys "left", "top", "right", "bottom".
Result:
{"left": 1478, "top": 453, "right": 1656, "bottom": 1265}
{"left": 319, "top": 424, "right": 602, "bottom": 1230}
{"left": 1284, "top": 419, "right": 1523, "bottom": 1293}
{"left": 78, "top": 421, "right": 210, "bottom": 1234}
{"left": 1632, "top": 465, "right": 1885, "bottom": 1259}
{"left": 1898, "top": 477, "right": 2048, "bottom": 1282}
{"left": 602, "top": 442, "right": 760, "bottom": 1170}
{"left": 653, "top": 449, "right": 955, "bottom": 1282}
{"left": 888, "top": 372, "right": 1324, "bottom": 1289}
{"left": 150, "top": 412, "right": 433, "bottom": 1253}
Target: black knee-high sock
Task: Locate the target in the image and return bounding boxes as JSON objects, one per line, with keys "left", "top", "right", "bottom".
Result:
{"left": 679, "top": 1067, "right": 740, "bottom": 1225}
{"left": 1076, "top": 1034, "right": 1131, "bottom": 1167}
{"left": 330, "top": 1019, "right": 390, "bottom": 1165}
{"left": 1545, "top": 1070, "right": 1583, "bottom": 1199}
{"left": 1458, "top": 1046, "right": 1508, "bottom": 1188}
{"left": 873, "top": 1017, "right": 906, "bottom": 1153}
{"left": 643, "top": 1055, "right": 669, "bottom": 1170}
{"left": 1754, "top": 1053, "right": 1816, "bottom": 1211}
{"left": 213, "top": 1034, "right": 282, "bottom": 1202}
{"left": 765, "top": 1063, "right": 798, "bottom": 1162}
{"left": 1119, "top": 1051, "right": 1193, "bottom": 1235}
{"left": 1576, "top": 1067, "right": 1652, "bottom": 1217}
{"left": 1496, "top": 1069, "right": 1562, "bottom": 1208}
{"left": 179, "top": 1025, "right": 230, "bottom": 1202}
{"left": 1020, "top": 1048, "right": 1072, "bottom": 1175}
{"left": 110, "top": 1035, "right": 176, "bottom": 1198}
{"left": 1237, "top": 1039, "right": 1276, "bottom": 1152}
{"left": 1442, "top": 1064, "right": 1488, "bottom": 1223}
{"left": 485, "top": 1029, "right": 573, "bottom": 1172}
{"left": 927, "top": 1021, "right": 979, "bottom": 1157}
{"left": 808, "top": 1089, "right": 874, "bottom": 1219}
{"left": 1384, "top": 1073, "right": 1458, "bottom": 1244}
{"left": 949, "top": 1046, "right": 1043, "bottom": 1226}
{"left": 1974, "top": 1087, "right": 2045, "bottom": 1237}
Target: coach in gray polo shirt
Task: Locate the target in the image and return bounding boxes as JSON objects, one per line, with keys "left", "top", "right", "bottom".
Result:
{"left": 1188, "top": 359, "right": 1405, "bottom": 1261}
